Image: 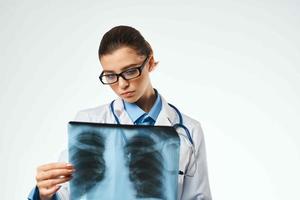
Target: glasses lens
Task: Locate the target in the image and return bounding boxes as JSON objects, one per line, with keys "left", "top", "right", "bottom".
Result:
{"left": 122, "top": 68, "right": 140, "bottom": 80}
{"left": 102, "top": 74, "right": 117, "bottom": 84}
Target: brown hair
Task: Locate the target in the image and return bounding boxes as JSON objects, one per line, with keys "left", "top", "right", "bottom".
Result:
{"left": 98, "top": 25, "right": 154, "bottom": 60}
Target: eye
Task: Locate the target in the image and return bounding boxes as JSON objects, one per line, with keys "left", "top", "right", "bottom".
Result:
{"left": 123, "top": 68, "right": 139, "bottom": 76}
{"left": 104, "top": 74, "right": 117, "bottom": 80}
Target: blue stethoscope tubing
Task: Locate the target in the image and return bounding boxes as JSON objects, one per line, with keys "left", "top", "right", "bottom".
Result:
{"left": 109, "top": 100, "right": 194, "bottom": 146}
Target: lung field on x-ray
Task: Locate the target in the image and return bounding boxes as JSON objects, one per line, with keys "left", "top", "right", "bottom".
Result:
{"left": 125, "top": 134, "right": 165, "bottom": 199}
{"left": 70, "top": 131, "right": 106, "bottom": 198}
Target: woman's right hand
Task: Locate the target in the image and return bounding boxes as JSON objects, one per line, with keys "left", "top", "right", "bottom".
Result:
{"left": 35, "top": 162, "right": 75, "bottom": 200}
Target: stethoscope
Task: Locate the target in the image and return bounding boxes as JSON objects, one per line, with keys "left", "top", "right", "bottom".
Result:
{"left": 109, "top": 100, "right": 194, "bottom": 146}
{"left": 109, "top": 100, "right": 197, "bottom": 177}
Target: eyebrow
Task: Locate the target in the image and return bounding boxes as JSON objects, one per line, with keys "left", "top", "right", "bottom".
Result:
{"left": 102, "top": 62, "right": 141, "bottom": 73}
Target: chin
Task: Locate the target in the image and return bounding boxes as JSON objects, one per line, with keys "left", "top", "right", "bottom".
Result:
{"left": 121, "top": 96, "right": 138, "bottom": 103}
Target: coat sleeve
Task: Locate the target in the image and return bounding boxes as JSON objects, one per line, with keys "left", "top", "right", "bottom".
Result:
{"left": 180, "top": 121, "right": 212, "bottom": 200}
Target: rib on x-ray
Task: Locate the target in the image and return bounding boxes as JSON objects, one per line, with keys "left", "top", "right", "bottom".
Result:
{"left": 68, "top": 121, "right": 180, "bottom": 200}
{"left": 69, "top": 131, "right": 106, "bottom": 198}
{"left": 125, "top": 135, "right": 164, "bottom": 199}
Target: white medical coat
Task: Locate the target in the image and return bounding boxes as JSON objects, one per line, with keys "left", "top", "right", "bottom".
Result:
{"left": 56, "top": 95, "right": 212, "bottom": 200}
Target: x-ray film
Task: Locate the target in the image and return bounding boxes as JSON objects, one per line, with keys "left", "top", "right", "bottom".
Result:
{"left": 68, "top": 121, "right": 180, "bottom": 200}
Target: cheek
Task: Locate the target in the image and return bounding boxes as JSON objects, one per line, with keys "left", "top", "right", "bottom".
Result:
{"left": 110, "top": 84, "right": 119, "bottom": 92}
{"left": 134, "top": 76, "right": 150, "bottom": 91}
{"left": 131, "top": 76, "right": 146, "bottom": 88}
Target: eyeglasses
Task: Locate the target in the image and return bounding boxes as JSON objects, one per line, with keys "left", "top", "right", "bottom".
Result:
{"left": 99, "top": 56, "right": 149, "bottom": 85}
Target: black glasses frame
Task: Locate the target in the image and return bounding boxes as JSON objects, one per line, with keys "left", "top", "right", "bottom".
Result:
{"left": 99, "top": 55, "right": 149, "bottom": 85}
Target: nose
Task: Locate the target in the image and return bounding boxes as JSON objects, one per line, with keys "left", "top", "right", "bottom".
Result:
{"left": 118, "top": 76, "right": 129, "bottom": 89}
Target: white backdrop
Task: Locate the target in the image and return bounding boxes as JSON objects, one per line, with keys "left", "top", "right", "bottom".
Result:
{"left": 0, "top": 1, "right": 299, "bottom": 199}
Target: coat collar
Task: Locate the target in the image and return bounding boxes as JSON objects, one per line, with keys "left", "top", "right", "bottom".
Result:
{"left": 111, "top": 95, "right": 178, "bottom": 126}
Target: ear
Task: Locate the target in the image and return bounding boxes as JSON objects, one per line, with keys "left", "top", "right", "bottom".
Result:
{"left": 148, "top": 55, "right": 159, "bottom": 72}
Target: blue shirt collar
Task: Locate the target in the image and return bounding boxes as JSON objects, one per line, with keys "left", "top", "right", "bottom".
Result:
{"left": 123, "top": 89, "right": 162, "bottom": 124}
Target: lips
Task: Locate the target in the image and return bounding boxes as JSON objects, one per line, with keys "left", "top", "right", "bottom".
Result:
{"left": 120, "top": 91, "right": 135, "bottom": 98}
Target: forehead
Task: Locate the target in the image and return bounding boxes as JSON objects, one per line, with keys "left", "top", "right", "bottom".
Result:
{"left": 100, "top": 47, "right": 145, "bottom": 71}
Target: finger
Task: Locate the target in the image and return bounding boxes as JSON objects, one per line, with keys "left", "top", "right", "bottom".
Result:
{"left": 36, "top": 168, "right": 75, "bottom": 181}
{"left": 38, "top": 176, "right": 72, "bottom": 189}
{"left": 37, "top": 162, "right": 73, "bottom": 172}
{"left": 39, "top": 185, "right": 61, "bottom": 198}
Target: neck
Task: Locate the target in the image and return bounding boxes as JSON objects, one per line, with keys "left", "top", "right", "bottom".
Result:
{"left": 135, "top": 87, "right": 156, "bottom": 113}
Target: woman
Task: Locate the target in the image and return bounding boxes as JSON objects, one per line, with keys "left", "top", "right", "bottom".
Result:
{"left": 28, "top": 25, "right": 212, "bottom": 200}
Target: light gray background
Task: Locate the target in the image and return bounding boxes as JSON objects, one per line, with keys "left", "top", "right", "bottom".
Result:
{"left": 0, "top": 1, "right": 299, "bottom": 199}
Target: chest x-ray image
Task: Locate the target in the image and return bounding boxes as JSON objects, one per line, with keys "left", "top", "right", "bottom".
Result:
{"left": 68, "top": 121, "right": 180, "bottom": 200}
